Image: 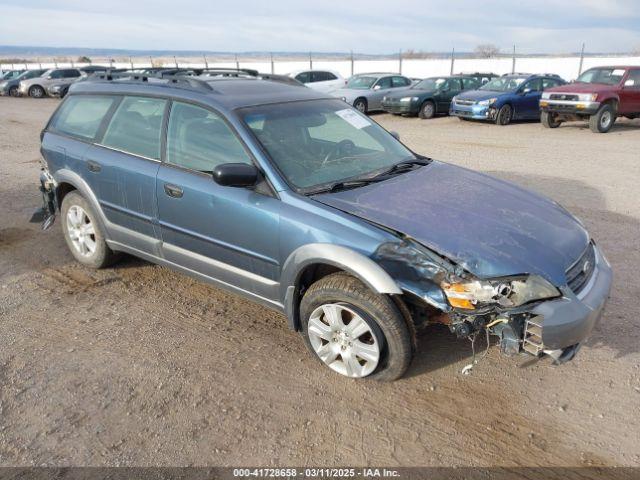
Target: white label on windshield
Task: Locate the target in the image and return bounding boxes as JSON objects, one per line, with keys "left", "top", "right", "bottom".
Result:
{"left": 612, "top": 69, "right": 625, "bottom": 76}
{"left": 336, "top": 108, "right": 371, "bottom": 129}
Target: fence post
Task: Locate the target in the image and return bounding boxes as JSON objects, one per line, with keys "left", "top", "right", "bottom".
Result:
{"left": 578, "top": 43, "right": 585, "bottom": 77}
{"left": 54, "top": 59, "right": 58, "bottom": 68}
{"left": 270, "top": 53, "right": 274, "bottom": 74}
{"left": 350, "top": 50, "right": 354, "bottom": 77}
{"left": 130, "top": 56, "right": 134, "bottom": 69}
{"left": 71, "top": 59, "right": 74, "bottom": 68}
{"left": 149, "top": 56, "right": 153, "bottom": 68}
{"left": 174, "top": 56, "right": 178, "bottom": 68}
{"left": 511, "top": 45, "right": 516, "bottom": 74}
{"left": 309, "top": 52, "right": 313, "bottom": 69}
{"left": 450, "top": 48, "right": 455, "bottom": 75}
{"left": 235, "top": 54, "right": 239, "bottom": 70}
{"left": 399, "top": 50, "right": 402, "bottom": 74}
{"left": 203, "top": 54, "right": 208, "bottom": 69}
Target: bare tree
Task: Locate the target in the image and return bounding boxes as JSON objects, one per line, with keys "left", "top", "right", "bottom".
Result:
{"left": 76, "top": 56, "right": 91, "bottom": 63}
{"left": 474, "top": 44, "right": 500, "bottom": 58}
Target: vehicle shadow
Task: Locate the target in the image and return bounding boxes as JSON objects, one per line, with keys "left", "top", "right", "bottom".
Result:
{"left": 557, "top": 117, "right": 640, "bottom": 133}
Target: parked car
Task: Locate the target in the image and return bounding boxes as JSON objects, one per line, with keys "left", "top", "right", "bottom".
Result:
{"left": 0, "top": 69, "right": 25, "bottom": 80}
{"left": 19, "top": 68, "right": 82, "bottom": 98}
{"left": 288, "top": 69, "right": 346, "bottom": 93}
{"left": 330, "top": 73, "right": 413, "bottom": 113}
{"left": 450, "top": 73, "right": 566, "bottom": 125}
{"left": 0, "top": 69, "right": 47, "bottom": 97}
{"left": 34, "top": 75, "right": 611, "bottom": 380}
{"left": 382, "top": 75, "right": 487, "bottom": 119}
{"left": 46, "top": 66, "right": 117, "bottom": 98}
{"left": 540, "top": 66, "right": 640, "bottom": 133}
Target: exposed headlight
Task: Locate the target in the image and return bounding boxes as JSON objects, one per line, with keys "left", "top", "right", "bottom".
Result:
{"left": 452, "top": 96, "right": 458, "bottom": 103}
{"left": 477, "top": 98, "right": 497, "bottom": 106}
{"left": 441, "top": 275, "right": 560, "bottom": 310}
{"left": 578, "top": 93, "right": 598, "bottom": 102}
{"left": 541, "top": 92, "right": 551, "bottom": 100}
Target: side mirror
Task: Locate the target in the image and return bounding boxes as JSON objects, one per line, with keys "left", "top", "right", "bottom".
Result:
{"left": 521, "top": 88, "right": 532, "bottom": 94}
{"left": 373, "top": 85, "right": 381, "bottom": 90}
{"left": 389, "top": 131, "right": 400, "bottom": 141}
{"left": 46, "top": 75, "right": 52, "bottom": 79}
{"left": 212, "top": 163, "right": 259, "bottom": 188}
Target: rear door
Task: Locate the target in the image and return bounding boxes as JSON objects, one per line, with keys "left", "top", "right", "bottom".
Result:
{"left": 155, "top": 101, "right": 281, "bottom": 301}
{"left": 87, "top": 95, "right": 167, "bottom": 254}
{"left": 619, "top": 69, "right": 640, "bottom": 114}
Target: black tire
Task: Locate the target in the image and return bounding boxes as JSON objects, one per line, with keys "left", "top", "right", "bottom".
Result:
{"left": 541, "top": 111, "right": 561, "bottom": 128}
{"left": 8, "top": 86, "right": 19, "bottom": 97}
{"left": 59, "top": 87, "right": 69, "bottom": 99}
{"left": 418, "top": 100, "right": 436, "bottom": 119}
{"left": 300, "top": 272, "right": 414, "bottom": 381}
{"left": 28, "top": 85, "right": 45, "bottom": 98}
{"left": 589, "top": 103, "right": 616, "bottom": 133}
{"left": 353, "top": 98, "right": 368, "bottom": 114}
{"left": 495, "top": 104, "right": 513, "bottom": 125}
{"left": 61, "top": 191, "right": 119, "bottom": 269}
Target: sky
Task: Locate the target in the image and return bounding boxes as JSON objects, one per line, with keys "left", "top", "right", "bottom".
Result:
{"left": 0, "top": 0, "right": 639, "bottom": 54}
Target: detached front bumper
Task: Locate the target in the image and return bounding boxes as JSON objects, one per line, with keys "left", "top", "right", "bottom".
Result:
{"left": 524, "top": 244, "right": 612, "bottom": 360}
{"left": 540, "top": 100, "right": 600, "bottom": 116}
{"left": 449, "top": 102, "right": 491, "bottom": 120}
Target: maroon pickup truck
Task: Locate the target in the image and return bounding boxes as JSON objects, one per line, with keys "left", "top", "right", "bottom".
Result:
{"left": 540, "top": 66, "right": 640, "bottom": 133}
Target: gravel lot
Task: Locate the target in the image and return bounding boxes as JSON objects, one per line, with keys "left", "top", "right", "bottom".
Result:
{"left": 1, "top": 97, "right": 639, "bottom": 467}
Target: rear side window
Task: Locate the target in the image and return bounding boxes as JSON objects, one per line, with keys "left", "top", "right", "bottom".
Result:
{"left": 625, "top": 69, "right": 640, "bottom": 88}
{"left": 166, "top": 102, "right": 252, "bottom": 172}
{"left": 392, "top": 76, "right": 410, "bottom": 87}
{"left": 50, "top": 95, "right": 116, "bottom": 140}
{"left": 295, "top": 72, "right": 311, "bottom": 83}
{"left": 542, "top": 78, "right": 562, "bottom": 89}
{"left": 102, "top": 96, "right": 166, "bottom": 160}
{"left": 461, "top": 77, "right": 479, "bottom": 90}
{"left": 312, "top": 71, "right": 337, "bottom": 82}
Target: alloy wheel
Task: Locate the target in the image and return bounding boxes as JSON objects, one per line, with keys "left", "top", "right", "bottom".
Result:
{"left": 600, "top": 111, "right": 612, "bottom": 130}
{"left": 66, "top": 205, "right": 97, "bottom": 257}
{"left": 307, "top": 303, "right": 380, "bottom": 378}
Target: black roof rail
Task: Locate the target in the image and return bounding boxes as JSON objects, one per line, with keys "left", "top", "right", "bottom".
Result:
{"left": 199, "top": 68, "right": 303, "bottom": 87}
{"left": 86, "top": 71, "right": 214, "bottom": 92}
{"left": 200, "top": 67, "right": 260, "bottom": 77}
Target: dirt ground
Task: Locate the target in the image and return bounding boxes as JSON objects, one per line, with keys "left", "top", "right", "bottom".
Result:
{"left": 1, "top": 97, "right": 639, "bottom": 468}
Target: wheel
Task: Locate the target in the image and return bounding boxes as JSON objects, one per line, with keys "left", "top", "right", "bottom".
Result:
{"left": 28, "top": 85, "right": 45, "bottom": 98}
{"left": 8, "top": 86, "right": 19, "bottom": 97}
{"left": 353, "top": 98, "right": 367, "bottom": 114}
{"left": 61, "top": 191, "right": 119, "bottom": 268}
{"left": 589, "top": 104, "right": 616, "bottom": 133}
{"left": 495, "top": 104, "right": 512, "bottom": 125}
{"left": 59, "top": 87, "right": 69, "bottom": 98}
{"left": 541, "top": 111, "right": 561, "bottom": 128}
{"left": 418, "top": 100, "right": 435, "bottom": 119}
{"left": 300, "top": 272, "right": 413, "bottom": 381}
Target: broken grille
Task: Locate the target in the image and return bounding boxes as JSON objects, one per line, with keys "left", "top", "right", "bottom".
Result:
{"left": 566, "top": 243, "right": 596, "bottom": 295}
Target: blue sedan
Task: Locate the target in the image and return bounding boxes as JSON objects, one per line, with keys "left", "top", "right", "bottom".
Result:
{"left": 450, "top": 74, "right": 565, "bottom": 125}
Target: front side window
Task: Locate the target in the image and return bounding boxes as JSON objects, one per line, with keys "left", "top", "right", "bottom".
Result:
{"left": 295, "top": 72, "right": 311, "bottom": 83}
{"left": 461, "top": 77, "right": 480, "bottom": 90}
{"left": 376, "top": 77, "right": 393, "bottom": 89}
{"left": 577, "top": 68, "right": 625, "bottom": 85}
{"left": 392, "top": 76, "right": 410, "bottom": 87}
{"left": 102, "top": 96, "right": 166, "bottom": 159}
{"left": 542, "top": 78, "right": 562, "bottom": 89}
{"left": 167, "top": 102, "right": 252, "bottom": 172}
{"left": 241, "top": 99, "right": 415, "bottom": 191}
{"left": 523, "top": 78, "right": 543, "bottom": 92}
{"left": 50, "top": 70, "right": 64, "bottom": 79}
{"left": 481, "top": 76, "right": 527, "bottom": 92}
{"left": 50, "top": 95, "right": 116, "bottom": 140}
{"left": 346, "top": 76, "right": 376, "bottom": 89}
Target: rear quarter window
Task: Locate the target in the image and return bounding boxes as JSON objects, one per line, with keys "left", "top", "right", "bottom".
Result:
{"left": 49, "top": 95, "right": 116, "bottom": 140}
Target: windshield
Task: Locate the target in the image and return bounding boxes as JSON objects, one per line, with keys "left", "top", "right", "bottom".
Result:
{"left": 576, "top": 68, "right": 625, "bottom": 85}
{"left": 241, "top": 99, "right": 416, "bottom": 192}
{"left": 480, "top": 76, "right": 527, "bottom": 92}
{"left": 413, "top": 77, "right": 447, "bottom": 90}
{"left": 346, "top": 76, "right": 376, "bottom": 89}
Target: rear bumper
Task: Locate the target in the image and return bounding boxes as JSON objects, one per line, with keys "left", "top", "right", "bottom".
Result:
{"left": 540, "top": 100, "right": 600, "bottom": 116}
{"left": 449, "top": 103, "right": 491, "bottom": 120}
{"left": 531, "top": 244, "right": 612, "bottom": 352}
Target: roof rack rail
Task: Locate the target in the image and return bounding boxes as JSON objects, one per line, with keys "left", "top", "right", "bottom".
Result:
{"left": 198, "top": 68, "right": 303, "bottom": 87}
{"left": 200, "top": 67, "right": 260, "bottom": 77}
{"left": 87, "top": 71, "right": 214, "bottom": 92}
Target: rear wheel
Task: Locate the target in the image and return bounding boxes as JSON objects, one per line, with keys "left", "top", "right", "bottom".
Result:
{"left": 61, "top": 191, "right": 119, "bottom": 269}
{"left": 8, "top": 86, "right": 19, "bottom": 97}
{"left": 541, "top": 111, "right": 561, "bottom": 128}
{"left": 495, "top": 104, "right": 513, "bottom": 125}
{"left": 353, "top": 98, "right": 368, "bottom": 114}
{"left": 418, "top": 100, "right": 435, "bottom": 119}
{"left": 589, "top": 104, "right": 616, "bottom": 133}
{"left": 300, "top": 272, "right": 413, "bottom": 381}
{"left": 28, "top": 85, "right": 45, "bottom": 98}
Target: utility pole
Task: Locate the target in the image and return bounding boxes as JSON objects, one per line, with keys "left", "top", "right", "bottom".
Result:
{"left": 149, "top": 56, "right": 153, "bottom": 68}
{"left": 309, "top": 51, "right": 313, "bottom": 69}
{"left": 350, "top": 50, "right": 354, "bottom": 77}
{"left": 203, "top": 54, "right": 209, "bottom": 69}
{"left": 578, "top": 43, "right": 585, "bottom": 76}
{"left": 235, "top": 54, "right": 239, "bottom": 70}
{"left": 450, "top": 48, "right": 455, "bottom": 75}
{"left": 130, "top": 56, "right": 134, "bottom": 69}
{"left": 270, "top": 53, "right": 274, "bottom": 74}
{"left": 399, "top": 49, "right": 402, "bottom": 75}
{"left": 511, "top": 45, "right": 516, "bottom": 74}
{"left": 174, "top": 56, "right": 178, "bottom": 68}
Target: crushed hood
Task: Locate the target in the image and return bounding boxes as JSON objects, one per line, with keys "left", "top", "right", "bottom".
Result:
{"left": 313, "top": 161, "right": 589, "bottom": 286}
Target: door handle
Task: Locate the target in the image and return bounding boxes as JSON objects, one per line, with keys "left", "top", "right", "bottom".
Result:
{"left": 163, "top": 183, "right": 183, "bottom": 198}
{"left": 87, "top": 160, "right": 101, "bottom": 173}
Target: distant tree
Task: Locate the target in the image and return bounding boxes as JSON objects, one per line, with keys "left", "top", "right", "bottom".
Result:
{"left": 474, "top": 44, "right": 500, "bottom": 58}
{"left": 633, "top": 46, "right": 640, "bottom": 56}
{"left": 76, "top": 56, "right": 91, "bottom": 63}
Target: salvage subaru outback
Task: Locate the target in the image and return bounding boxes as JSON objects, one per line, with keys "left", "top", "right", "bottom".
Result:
{"left": 34, "top": 72, "right": 612, "bottom": 381}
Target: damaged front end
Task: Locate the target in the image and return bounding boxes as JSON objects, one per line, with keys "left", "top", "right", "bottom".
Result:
{"left": 373, "top": 238, "right": 609, "bottom": 366}
{"left": 30, "top": 167, "right": 57, "bottom": 230}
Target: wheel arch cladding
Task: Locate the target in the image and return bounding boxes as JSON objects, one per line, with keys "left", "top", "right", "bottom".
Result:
{"left": 281, "top": 243, "right": 402, "bottom": 330}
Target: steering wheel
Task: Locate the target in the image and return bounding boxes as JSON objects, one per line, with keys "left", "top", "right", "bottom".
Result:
{"left": 321, "top": 140, "right": 356, "bottom": 166}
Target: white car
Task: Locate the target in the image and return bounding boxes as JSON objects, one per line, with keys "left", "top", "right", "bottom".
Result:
{"left": 289, "top": 69, "right": 346, "bottom": 93}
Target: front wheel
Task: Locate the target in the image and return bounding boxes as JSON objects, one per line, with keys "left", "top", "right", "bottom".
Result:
{"left": 418, "top": 100, "right": 435, "bottom": 119}
{"left": 541, "top": 111, "right": 561, "bottom": 128}
{"left": 589, "top": 104, "right": 616, "bottom": 133}
{"left": 495, "top": 104, "right": 513, "bottom": 125}
{"left": 28, "top": 85, "right": 45, "bottom": 98}
{"left": 300, "top": 272, "right": 414, "bottom": 381}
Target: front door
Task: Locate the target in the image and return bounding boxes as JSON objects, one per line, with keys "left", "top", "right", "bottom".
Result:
{"left": 369, "top": 76, "right": 393, "bottom": 110}
{"left": 436, "top": 78, "right": 462, "bottom": 112}
{"left": 156, "top": 101, "right": 281, "bottom": 302}
{"left": 517, "top": 78, "right": 543, "bottom": 119}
